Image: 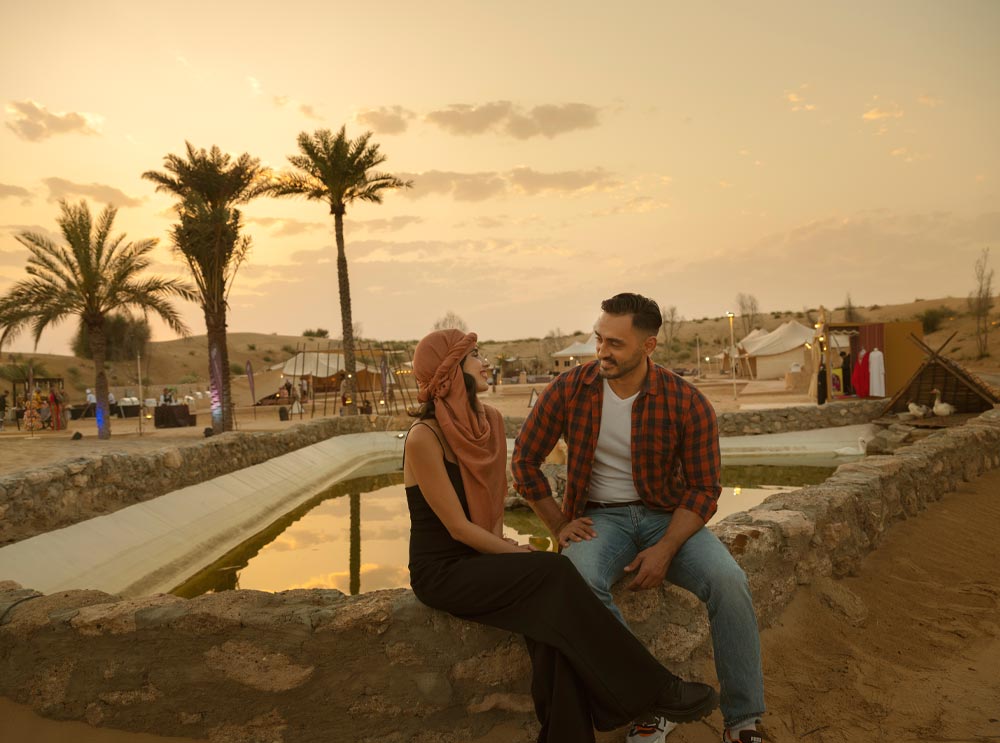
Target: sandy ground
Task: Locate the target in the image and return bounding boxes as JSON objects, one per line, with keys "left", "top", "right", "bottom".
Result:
{"left": 2, "top": 465, "right": 997, "bottom": 742}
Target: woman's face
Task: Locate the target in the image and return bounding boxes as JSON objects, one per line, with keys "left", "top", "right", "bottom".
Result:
{"left": 462, "top": 347, "right": 490, "bottom": 392}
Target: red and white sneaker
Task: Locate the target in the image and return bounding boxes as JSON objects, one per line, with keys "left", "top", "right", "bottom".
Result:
{"left": 625, "top": 715, "right": 677, "bottom": 742}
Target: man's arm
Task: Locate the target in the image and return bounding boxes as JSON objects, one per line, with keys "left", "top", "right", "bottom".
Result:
{"left": 513, "top": 376, "right": 597, "bottom": 546}
{"left": 625, "top": 385, "right": 722, "bottom": 590}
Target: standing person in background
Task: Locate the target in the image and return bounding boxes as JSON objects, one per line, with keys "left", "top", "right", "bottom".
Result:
{"left": 48, "top": 384, "right": 64, "bottom": 431}
{"left": 405, "top": 327, "right": 718, "bottom": 743}
{"left": 513, "top": 293, "right": 766, "bottom": 743}
{"left": 0, "top": 390, "right": 7, "bottom": 431}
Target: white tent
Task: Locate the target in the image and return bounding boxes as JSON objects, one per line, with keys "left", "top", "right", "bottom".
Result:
{"left": 740, "top": 321, "right": 816, "bottom": 379}
{"left": 271, "top": 352, "right": 378, "bottom": 377}
{"left": 552, "top": 334, "right": 597, "bottom": 370}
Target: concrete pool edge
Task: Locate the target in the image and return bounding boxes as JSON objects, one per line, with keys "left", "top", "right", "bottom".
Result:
{"left": 0, "top": 432, "right": 405, "bottom": 597}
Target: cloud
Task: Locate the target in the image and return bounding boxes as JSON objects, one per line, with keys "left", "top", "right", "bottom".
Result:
{"left": 42, "top": 177, "right": 143, "bottom": 208}
{"left": 638, "top": 210, "right": 1000, "bottom": 309}
{"left": 397, "top": 170, "right": 508, "bottom": 202}
{"left": 246, "top": 216, "right": 326, "bottom": 237}
{"left": 862, "top": 102, "right": 904, "bottom": 120}
{"left": 4, "top": 100, "right": 102, "bottom": 142}
{"left": 916, "top": 94, "right": 943, "bottom": 108}
{"left": 346, "top": 215, "right": 423, "bottom": 233}
{"left": 507, "top": 167, "right": 621, "bottom": 195}
{"left": 425, "top": 101, "right": 601, "bottom": 138}
{"left": 247, "top": 76, "right": 262, "bottom": 95}
{"left": 396, "top": 167, "right": 621, "bottom": 201}
{"left": 889, "top": 147, "right": 925, "bottom": 163}
{"left": 784, "top": 87, "right": 817, "bottom": 112}
{"left": 272, "top": 95, "right": 290, "bottom": 108}
{"left": 299, "top": 103, "right": 321, "bottom": 121}
{"left": 591, "top": 196, "right": 669, "bottom": 217}
{"left": 355, "top": 105, "right": 416, "bottom": 134}
{"left": 0, "top": 184, "right": 32, "bottom": 206}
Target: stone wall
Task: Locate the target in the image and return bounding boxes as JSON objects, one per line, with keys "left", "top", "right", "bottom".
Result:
{"left": 504, "top": 399, "right": 885, "bottom": 439}
{"left": 2, "top": 409, "right": 998, "bottom": 743}
{"left": 716, "top": 399, "right": 884, "bottom": 436}
{"left": 0, "top": 415, "right": 411, "bottom": 547}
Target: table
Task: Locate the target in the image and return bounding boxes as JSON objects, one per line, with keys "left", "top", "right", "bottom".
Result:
{"left": 154, "top": 404, "right": 196, "bottom": 428}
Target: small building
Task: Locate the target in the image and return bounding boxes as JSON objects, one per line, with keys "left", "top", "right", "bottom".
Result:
{"left": 552, "top": 334, "right": 597, "bottom": 371}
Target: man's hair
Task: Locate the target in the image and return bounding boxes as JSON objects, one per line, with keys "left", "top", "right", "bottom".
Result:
{"left": 601, "top": 293, "right": 662, "bottom": 337}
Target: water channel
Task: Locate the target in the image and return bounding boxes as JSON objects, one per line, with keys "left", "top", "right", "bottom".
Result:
{"left": 171, "top": 460, "right": 838, "bottom": 598}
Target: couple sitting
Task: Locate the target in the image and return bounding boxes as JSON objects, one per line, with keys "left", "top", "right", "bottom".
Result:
{"left": 404, "top": 292, "right": 765, "bottom": 743}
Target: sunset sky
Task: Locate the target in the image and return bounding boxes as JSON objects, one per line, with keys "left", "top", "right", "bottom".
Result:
{"left": 1, "top": 0, "right": 998, "bottom": 354}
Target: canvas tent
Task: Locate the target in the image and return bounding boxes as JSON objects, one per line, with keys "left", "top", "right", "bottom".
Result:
{"left": 552, "top": 334, "right": 597, "bottom": 371}
{"left": 738, "top": 321, "right": 815, "bottom": 379}
{"left": 272, "top": 352, "right": 386, "bottom": 396}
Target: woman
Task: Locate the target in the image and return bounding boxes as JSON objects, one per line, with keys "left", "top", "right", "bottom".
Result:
{"left": 404, "top": 328, "right": 718, "bottom": 743}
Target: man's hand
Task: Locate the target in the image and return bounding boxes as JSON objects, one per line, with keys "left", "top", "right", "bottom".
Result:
{"left": 556, "top": 517, "right": 597, "bottom": 548}
{"left": 623, "top": 542, "right": 674, "bottom": 591}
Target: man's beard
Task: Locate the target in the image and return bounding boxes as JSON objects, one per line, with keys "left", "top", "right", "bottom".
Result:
{"left": 598, "top": 351, "right": 645, "bottom": 379}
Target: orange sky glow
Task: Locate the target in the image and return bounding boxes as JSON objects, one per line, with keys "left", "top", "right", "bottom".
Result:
{"left": 1, "top": 0, "right": 998, "bottom": 354}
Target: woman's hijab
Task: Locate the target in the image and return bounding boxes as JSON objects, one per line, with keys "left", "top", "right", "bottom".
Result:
{"left": 412, "top": 329, "right": 506, "bottom": 531}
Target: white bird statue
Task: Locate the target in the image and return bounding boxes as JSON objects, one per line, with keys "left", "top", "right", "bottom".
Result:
{"left": 835, "top": 437, "right": 868, "bottom": 456}
{"left": 931, "top": 389, "right": 955, "bottom": 417}
{"left": 907, "top": 400, "right": 930, "bottom": 418}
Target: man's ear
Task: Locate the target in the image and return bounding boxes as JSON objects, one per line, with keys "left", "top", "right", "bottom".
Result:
{"left": 644, "top": 334, "right": 658, "bottom": 356}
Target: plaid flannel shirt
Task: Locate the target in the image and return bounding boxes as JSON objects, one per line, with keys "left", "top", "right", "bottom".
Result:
{"left": 512, "top": 359, "right": 721, "bottom": 523}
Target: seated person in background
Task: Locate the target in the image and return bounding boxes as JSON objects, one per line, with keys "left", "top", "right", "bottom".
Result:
{"left": 159, "top": 387, "right": 174, "bottom": 405}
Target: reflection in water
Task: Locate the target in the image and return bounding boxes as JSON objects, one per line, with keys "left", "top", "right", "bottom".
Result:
{"left": 172, "top": 463, "right": 835, "bottom": 598}
{"left": 349, "top": 492, "right": 360, "bottom": 595}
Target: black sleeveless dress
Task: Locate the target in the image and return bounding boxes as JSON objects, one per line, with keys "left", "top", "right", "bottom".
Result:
{"left": 405, "top": 448, "right": 680, "bottom": 743}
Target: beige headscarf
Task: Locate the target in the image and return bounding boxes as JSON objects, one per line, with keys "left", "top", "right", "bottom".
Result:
{"left": 413, "top": 329, "right": 506, "bottom": 531}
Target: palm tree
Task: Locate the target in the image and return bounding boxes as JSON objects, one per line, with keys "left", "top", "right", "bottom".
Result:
{"left": 0, "top": 200, "right": 194, "bottom": 439}
{"left": 143, "top": 143, "right": 268, "bottom": 433}
{"left": 269, "top": 127, "right": 411, "bottom": 413}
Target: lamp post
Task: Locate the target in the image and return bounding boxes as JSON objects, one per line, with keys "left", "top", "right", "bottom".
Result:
{"left": 726, "top": 311, "right": 737, "bottom": 401}
{"left": 696, "top": 334, "right": 701, "bottom": 377}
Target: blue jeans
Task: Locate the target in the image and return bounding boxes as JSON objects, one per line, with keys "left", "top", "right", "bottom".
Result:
{"left": 563, "top": 505, "right": 765, "bottom": 728}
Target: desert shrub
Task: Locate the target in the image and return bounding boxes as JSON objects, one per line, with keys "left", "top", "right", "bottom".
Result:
{"left": 230, "top": 362, "right": 245, "bottom": 376}
{"left": 917, "top": 307, "right": 950, "bottom": 334}
{"left": 282, "top": 344, "right": 296, "bottom": 355}
{"left": 179, "top": 374, "right": 199, "bottom": 384}
{"left": 247, "top": 343, "right": 257, "bottom": 351}
{"left": 302, "top": 328, "right": 329, "bottom": 338}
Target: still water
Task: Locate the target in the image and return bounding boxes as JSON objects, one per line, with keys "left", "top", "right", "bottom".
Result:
{"left": 172, "top": 463, "right": 835, "bottom": 598}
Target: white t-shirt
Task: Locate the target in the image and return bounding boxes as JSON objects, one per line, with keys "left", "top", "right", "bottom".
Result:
{"left": 588, "top": 379, "right": 641, "bottom": 503}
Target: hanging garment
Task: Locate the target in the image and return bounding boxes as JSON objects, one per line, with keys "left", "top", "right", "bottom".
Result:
{"left": 840, "top": 353, "right": 853, "bottom": 394}
{"left": 851, "top": 350, "right": 870, "bottom": 397}
{"left": 868, "top": 348, "right": 885, "bottom": 397}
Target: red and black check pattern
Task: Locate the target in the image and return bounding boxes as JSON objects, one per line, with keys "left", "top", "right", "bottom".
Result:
{"left": 512, "top": 359, "right": 721, "bottom": 523}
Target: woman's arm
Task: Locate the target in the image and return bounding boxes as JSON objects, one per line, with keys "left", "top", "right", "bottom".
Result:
{"left": 406, "top": 425, "right": 527, "bottom": 555}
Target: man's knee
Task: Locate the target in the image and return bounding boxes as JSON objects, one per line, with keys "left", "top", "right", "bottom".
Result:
{"left": 562, "top": 546, "right": 616, "bottom": 594}
{"left": 704, "top": 559, "right": 751, "bottom": 601}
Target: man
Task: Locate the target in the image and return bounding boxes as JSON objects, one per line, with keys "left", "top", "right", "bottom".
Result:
{"left": 0, "top": 390, "right": 7, "bottom": 431}
{"left": 513, "top": 293, "right": 765, "bottom": 743}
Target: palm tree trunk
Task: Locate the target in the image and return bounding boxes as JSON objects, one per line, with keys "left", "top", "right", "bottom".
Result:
{"left": 205, "top": 308, "right": 234, "bottom": 433}
{"left": 334, "top": 209, "right": 357, "bottom": 415}
{"left": 90, "top": 322, "right": 112, "bottom": 440}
